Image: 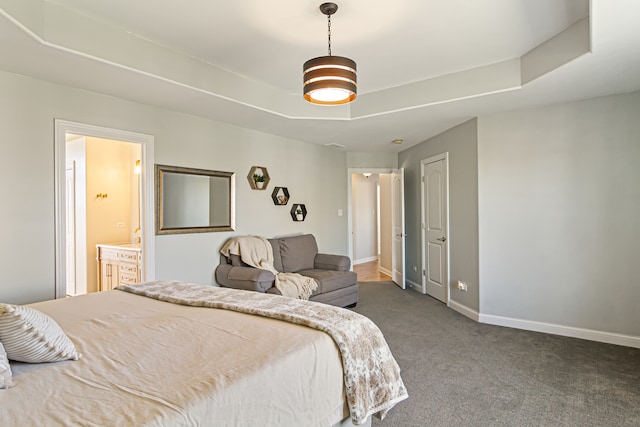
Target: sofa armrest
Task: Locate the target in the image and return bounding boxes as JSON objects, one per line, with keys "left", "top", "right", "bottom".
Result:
{"left": 215, "top": 264, "right": 275, "bottom": 293}
{"left": 314, "top": 253, "right": 351, "bottom": 272}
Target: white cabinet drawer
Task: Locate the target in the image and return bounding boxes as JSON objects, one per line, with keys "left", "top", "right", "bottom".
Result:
{"left": 119, "top": 263, "right": 138, "bottom": 274}
{"left": 119, "top": 250, "right": 139, "bottom": 262}
{"left": 119, "top": 272, "right": 138, "bottom": 284}
{"left": 100, "top": 248, "right": 120, "bottom": 261}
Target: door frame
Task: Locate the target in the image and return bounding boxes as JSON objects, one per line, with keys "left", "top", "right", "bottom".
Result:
{"left": 390, "top": 168, "right": 406, "bottom": 289}
{"left": 54, "top": 120, "right": 155, "bottom": 299}
{"left": 65, "top": 161, "right": 77, "bottom": 296}
{"left": 420, "top": 152, "right": 450, "bottom": 302}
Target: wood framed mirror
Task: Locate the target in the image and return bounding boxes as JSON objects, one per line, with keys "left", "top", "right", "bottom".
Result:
{"left": 155, "top": 164, "right": 235, "bottom": 234}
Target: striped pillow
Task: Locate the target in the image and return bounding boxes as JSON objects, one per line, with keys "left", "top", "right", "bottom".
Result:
{"left": 0, "top": 342, "right": 13, "bottom": 389}
{"left": 0, "top": 304, "right": 81, "bottom": 363}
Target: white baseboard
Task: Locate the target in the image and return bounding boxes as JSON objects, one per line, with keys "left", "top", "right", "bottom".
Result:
{"left": 479, "top": 313, "right": 640, "bottom": 349}
{"left": 396, "top": 286, "right": 640, "bottom": 349}
{"left": 448, "top": 300, "right": 479, "bottom": 321}
{"left": 407, "top": 279, "right": 422, "bottom": 292}
{"left": 353, "top": 256, "right": 378, "bottom": 265}
{"left": 379, "top": 266, "right": 392, "bottom": 277}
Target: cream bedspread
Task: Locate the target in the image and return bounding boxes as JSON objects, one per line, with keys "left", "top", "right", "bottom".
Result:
{"left": 118, "top": 281, "right": 408, "bottom": 424}
{"left": 3, "top": 289, "right": 348, "bottom": 426}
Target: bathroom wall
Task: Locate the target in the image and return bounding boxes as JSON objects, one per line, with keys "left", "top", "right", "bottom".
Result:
{"left": 85, "top": 137, "right": 135, "bottom": 293}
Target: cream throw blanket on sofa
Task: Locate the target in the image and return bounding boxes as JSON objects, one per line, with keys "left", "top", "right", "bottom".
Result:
{"left": 220, "top": 236, "right": 317, "bottom": 299}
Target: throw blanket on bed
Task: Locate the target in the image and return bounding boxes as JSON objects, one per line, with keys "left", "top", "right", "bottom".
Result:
{"left": 220, "top": 236, "right": 317, "bottom": 299}
{"left": 117, "top": 281, "right": 408, "bottom": 425}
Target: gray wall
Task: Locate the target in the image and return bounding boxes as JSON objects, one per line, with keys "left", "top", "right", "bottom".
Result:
{"left": 478, "top": 91, "right": 640, "bottom": 336}
{"left": 0, "top": 70, "right": 349, "bottom": 304}
{"left": 347, "top": 151, "right": 398, "bottom": 169}
{"left": 351, "top": 174, "right": 378, "bottom": 263}
{"left": 398, "top": 119, "right": 480, "bottom": 310}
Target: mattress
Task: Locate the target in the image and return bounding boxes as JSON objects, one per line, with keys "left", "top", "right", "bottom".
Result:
{"left": 2, "top": 290, "right": 348, "bottom": 426}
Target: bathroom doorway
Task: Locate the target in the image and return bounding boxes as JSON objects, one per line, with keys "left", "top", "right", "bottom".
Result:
{"left": 65, "top": 135, "right": 141, "bottom": 295}
{"left": 54, "top": 121, "right": 155, "bottom": 299}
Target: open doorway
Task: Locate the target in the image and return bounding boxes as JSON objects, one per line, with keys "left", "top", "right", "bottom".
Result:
{"left": 351, "top": 172, "right": 391, "bottom": 282}
{"left": 54, "top": 120, "right": 155, "bottom": 299}
{"left": 349, "top": 169, "right": 408, "bottom": 287}
{"left": 348, "top": 168, "right": 405, "bottom": 286}
{"left": 65, "top": 134, "right": 142, "bottom": 295}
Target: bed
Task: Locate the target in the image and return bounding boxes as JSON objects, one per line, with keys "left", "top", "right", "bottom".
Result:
{"left": 0, "top": 281, "right": 407, "bottom": 426}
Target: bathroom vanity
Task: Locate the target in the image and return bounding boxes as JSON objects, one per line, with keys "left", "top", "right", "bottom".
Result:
{"left": 96, "top": 243, "right": 142, "bottom": 291}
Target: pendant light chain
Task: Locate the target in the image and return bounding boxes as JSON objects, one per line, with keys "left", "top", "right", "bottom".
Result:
{"left": 327, "top": 14, "right": 332, "bottom": 56}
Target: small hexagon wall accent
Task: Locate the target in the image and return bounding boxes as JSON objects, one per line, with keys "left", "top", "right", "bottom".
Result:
{"left": 290, "top": 203, "right": 307, "bottom": 222}
{"left": 247, "top": 166, "right": 270, "bottom": 190}
{"left": 271, "top": 187, "right": 290, "bottom": 205}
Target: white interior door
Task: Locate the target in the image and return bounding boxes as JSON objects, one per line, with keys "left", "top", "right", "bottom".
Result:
{"left": 65, "top": 163, "right": 76, "bottom": 296}
{"left": 422, "top": 156, "right": 449, "bottom": 302}
{"left": 391, "top": 168, "right": 406, "bottom": 289}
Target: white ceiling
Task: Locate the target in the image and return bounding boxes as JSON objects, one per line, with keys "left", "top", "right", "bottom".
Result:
{"left": 1, "top": 0, "right": 639, "bottom": 151}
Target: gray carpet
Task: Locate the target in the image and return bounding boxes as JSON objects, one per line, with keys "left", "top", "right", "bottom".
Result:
{"left": 353, "top": 281, "right": 640, "bottom": 427}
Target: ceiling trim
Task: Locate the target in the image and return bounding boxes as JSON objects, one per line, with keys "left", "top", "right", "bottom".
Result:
{"left": 0, "top": 1, "right": 590, "bottom": 122}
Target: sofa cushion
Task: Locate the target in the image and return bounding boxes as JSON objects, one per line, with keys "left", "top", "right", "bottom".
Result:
{"left": 310, "top": 285, "right": 358, "bottom": 307}
{"left": 279, "top": 234, "right": 318, "bottom": 273}
{"left": 298, "top": 269, "right": 357, "bottom": 295}
{"left": 227, "top": 267, "right": 275, "bottom": 283}
{"left": 315, "top": 253, "right": 350, "bottom": 271}
{"left": 268, "top": 239, "right": 284, "bottom": 272}
{"left": 229, "top": 254, "right": 252, "bottom": 268}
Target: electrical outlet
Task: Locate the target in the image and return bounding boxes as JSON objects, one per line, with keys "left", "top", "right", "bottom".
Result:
{"left": 116, "top": 222, "right": 125, "bottom": 228}
{"left": 457, "top": 281, "right": 468, "bottom": 292}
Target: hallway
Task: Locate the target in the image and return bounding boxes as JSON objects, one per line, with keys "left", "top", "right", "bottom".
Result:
{"left": 353, "top": 259, "right": 391, "bottom": 282}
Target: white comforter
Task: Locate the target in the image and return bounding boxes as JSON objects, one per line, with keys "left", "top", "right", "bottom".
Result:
{"left": 118, "top": 281, "right": 408, "bottom": 424}
{"left": 4, "top": 289, "right": 348, "bottom": 426}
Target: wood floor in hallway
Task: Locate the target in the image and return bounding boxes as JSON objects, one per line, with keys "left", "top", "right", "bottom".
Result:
{"left": 353, "top": 259, "right": 392, "bottom": 282}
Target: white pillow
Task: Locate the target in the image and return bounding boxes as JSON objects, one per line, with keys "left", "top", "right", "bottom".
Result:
{"left": 0, "top": 341, "right": 14, "bottom": 389}
{"left": 0, "top": 304, "right": 81, "bottom": 363}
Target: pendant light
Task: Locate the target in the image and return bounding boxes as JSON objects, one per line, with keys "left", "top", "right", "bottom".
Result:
{"left": 303, "top": 2, "right": 357, "bottom": 105}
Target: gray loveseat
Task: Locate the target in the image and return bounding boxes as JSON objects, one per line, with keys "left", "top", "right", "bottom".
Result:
{"left": 215, "top": 234, "right": 358, "bottom": 308}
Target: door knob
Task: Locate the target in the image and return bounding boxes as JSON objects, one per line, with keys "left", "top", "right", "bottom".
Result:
{"left": 436, "top": 237, "right": 447, "bottom": 242}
